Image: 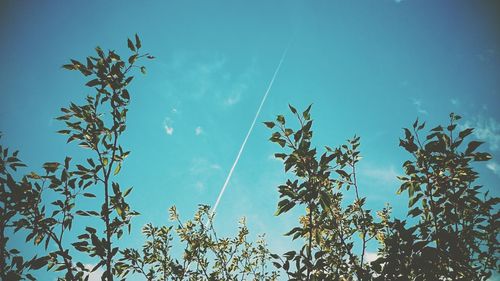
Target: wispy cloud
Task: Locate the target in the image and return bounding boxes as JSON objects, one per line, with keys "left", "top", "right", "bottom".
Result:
{"left": 224, "top": 92, "right": 241, "bottom": 106}
{"left": 209, "top": 163, "right": 221, "bottom": 170}
{"left": 486, "top": 161, "right": 500, "bottom": 177}
{"left": 190, "top": 157, "right": 221, "bottom": 175}
{"left": 223, "top": 81, "right": 249, "bottom": 106}
{"left": 189, "top": 157, "right": 222, "bottom": 192}
{"left": 460, "top": 116, "right": 500, "bottom": 151}
{"left": 412, "top": 98, "right": 428, "bottom": 115}
{"left": 359, "top": 164, "right": 399, "bottom": 186}
{"left": 195, "top": 181, "right": 205, "bottom": 191}
{"left": 195, "top": 126, "right": 203, "bottom": 136}
{"left": 158, "top": 52, "right": 256, "bottom": 106}
{"left": 451, "top": 98, "right": 459, "bottom": 106}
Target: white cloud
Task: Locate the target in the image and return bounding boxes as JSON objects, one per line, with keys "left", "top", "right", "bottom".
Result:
{"left": 195, "top": 126, "right": 203, "bottom": 136}
{"left": 195, "top": 181, "right": 205, "bottom": 190}
{"left": 160, "top": 53, "right": 227, "bottom": 100}
{"left": 451, "top": 98, "right": 459, "bottom": 106}
{"left": 190, "top": 157, "right": 221, "bottom": 175}
{"left": 164, "top": 125, "right": 174, "bottom": 135}
{"left": 189, "top": 158, "right": 222, "bottom": 192}
{"left": 224, "top": 92, "right": 241, "bottom": 106}
{"left": 461, "top": 116, "right": 500, "bottom": 151}
{"left": 486, "top": 161, "right": 500, "bottom": 177}
{"left": 164, "top": 117, "right": 174, "bottom": 136}
{"left": 84, "top": 264, "right": 105, "bottom": 281}
{"left": 364, "top": 252, "right": 379, "bottom": 264}
{"left": 412, "top": 98, "right": 428, "bottom": 115}
{"left": 210, "top": 163, "right": 221, "bottom": 170}
{"left": 360, "top": 164, "right": 399, "bottom": 186}
{"left": 223, "top": 82, "right": 248, "bottom": 106}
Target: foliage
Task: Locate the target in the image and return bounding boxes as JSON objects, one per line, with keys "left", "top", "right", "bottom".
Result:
{"left": 54, "top": 33, "right": 151, "bottom": 281}
{"left": 266, "top": 106, "right": 499, "bottom": 281}
{"left": 0, "top": 35, "right": 152, "bottom": 281}
{"left": 1, "top": 36, "right": 498, "bottom": 281}
{"left": 371, "top": 114, "right": 499, "bottom": 280}
{"left": 1, "top": 35, "right": 276, "bottom": 281}
{"left": 265, "top": 105, "right": 381, "bottom": 280}
{"left": 0, "top": 136, "right": 38, "bottom": 281}
{"left": 115, "top": 205, "right": 278, "bottom": 281}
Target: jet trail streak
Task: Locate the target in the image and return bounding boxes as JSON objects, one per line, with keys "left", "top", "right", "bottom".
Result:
{"left": 210, "top": 45, "right": 290, "bottom": 217}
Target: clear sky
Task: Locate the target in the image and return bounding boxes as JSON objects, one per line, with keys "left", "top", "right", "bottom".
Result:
{"left": 1, "top": 1, "right": 499, "bottom": 280}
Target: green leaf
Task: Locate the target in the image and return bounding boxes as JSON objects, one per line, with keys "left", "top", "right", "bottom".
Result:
{"left": 431, "top": 125, "right": 443, "bottom": 132}
{"left": 277, "top": 115, "right": 285, "bottom": 125}
{"left": 127, "top": 38, "right": 136, "bottom": 52}
{"left": 122, "top": 89, "right": 130, "bottom": 99}
{"left": 465, "top": 141, "right": 483, "bottom": 155}
{"left": 474, "top": 152, "right": 492, "bottom": 161}
{"left": 95, "top": 46, "right": 104, "bottom": 58}
{"left": 123, "top": 187, "right": 133, "bottom": 197}
{"left": 459, "top": 128, "right": 474, "bottom": 139}
{"left": 135, "top": 34, "right": 141, "bottom": 49}
{"left": 114, "top": 163, "right": 121, "bottom": 175}
{"left": 116, "top": 205, "right": 123, "bottom": 217}
{"left": 57, "top": 130, "right": 71, "bottom": 135}
{"left": 85, "top": 79, "right": 100, "bottom": 87}
{"left": 408, "top": 207, "right": 423, "bottom": 217}
{"left": 275, "top": 199, "right": 295, "bottom": 216}
{"left": 30, "top": 256, "right": 49, "bottom": 270}
{"left": 43, "top": 162, "right": 60, "bottom": 173}
{"left": 140, "top": 66, "right": 146, "bottom": 74}
{"left": 263, "top": 121, "right": 275, "bottom": 129}
{"left": 288, "top": 104, "right": 297, "bottom": 114}
{"left": 128, "top": 54, "right": 138, "bottom": 64}
{"left": 336, "top": 169, "right": 350, "bottom": 179}
{"left": 303, "top": 104, "right": 312, "bottom": 120}
{"left": 62, "top": 64, "right": 75, "bottom": 70}
{"left": 76, "top": 210, "right": 89, "bottom": 216}
{"left": 274, "top": 153, "right": 287, "bottom": 160}
{"left": 408, "top": 193, "right": 423, "bottom": 208}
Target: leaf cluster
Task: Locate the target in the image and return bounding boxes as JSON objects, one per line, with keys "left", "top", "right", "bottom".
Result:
{"left": 115, "top": 205, "right": 279, "bottom": 281}
{"left": 265, "top": 105, "right": 380, "bottom": 280}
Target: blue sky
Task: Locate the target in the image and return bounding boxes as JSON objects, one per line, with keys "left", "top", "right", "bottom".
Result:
{"left": 1, "top": 0, "right": 499, "bottom": 279}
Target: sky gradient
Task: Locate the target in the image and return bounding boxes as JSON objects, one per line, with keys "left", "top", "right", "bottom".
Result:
{"left": 1, "top": 1, "right": 499, "bottom": 280}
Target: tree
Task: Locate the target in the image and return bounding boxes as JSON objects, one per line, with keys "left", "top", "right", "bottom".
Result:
{"left": 115, "top": 205, "right": 278, "bottom": 281}
{"left": 0, "top": 35, "right": 153, "bottom": 281}
{"left": 265, "top": 105, "right": 380, "bottom": 280}
{"left": 54, "top": 34, "right": 150, "bottom": 281}
{"left": 0, "top": 135, "right": 42, "bottom": 281}
{"left": 372, "top": 114, "right": 499, "bottom": 280}
{"left": 265, "top": 106, "right": 499, "bottom": 281}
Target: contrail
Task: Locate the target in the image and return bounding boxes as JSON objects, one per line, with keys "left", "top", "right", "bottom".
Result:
{"left": 210, "top": 44, "right": 290, "bottom": 217}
